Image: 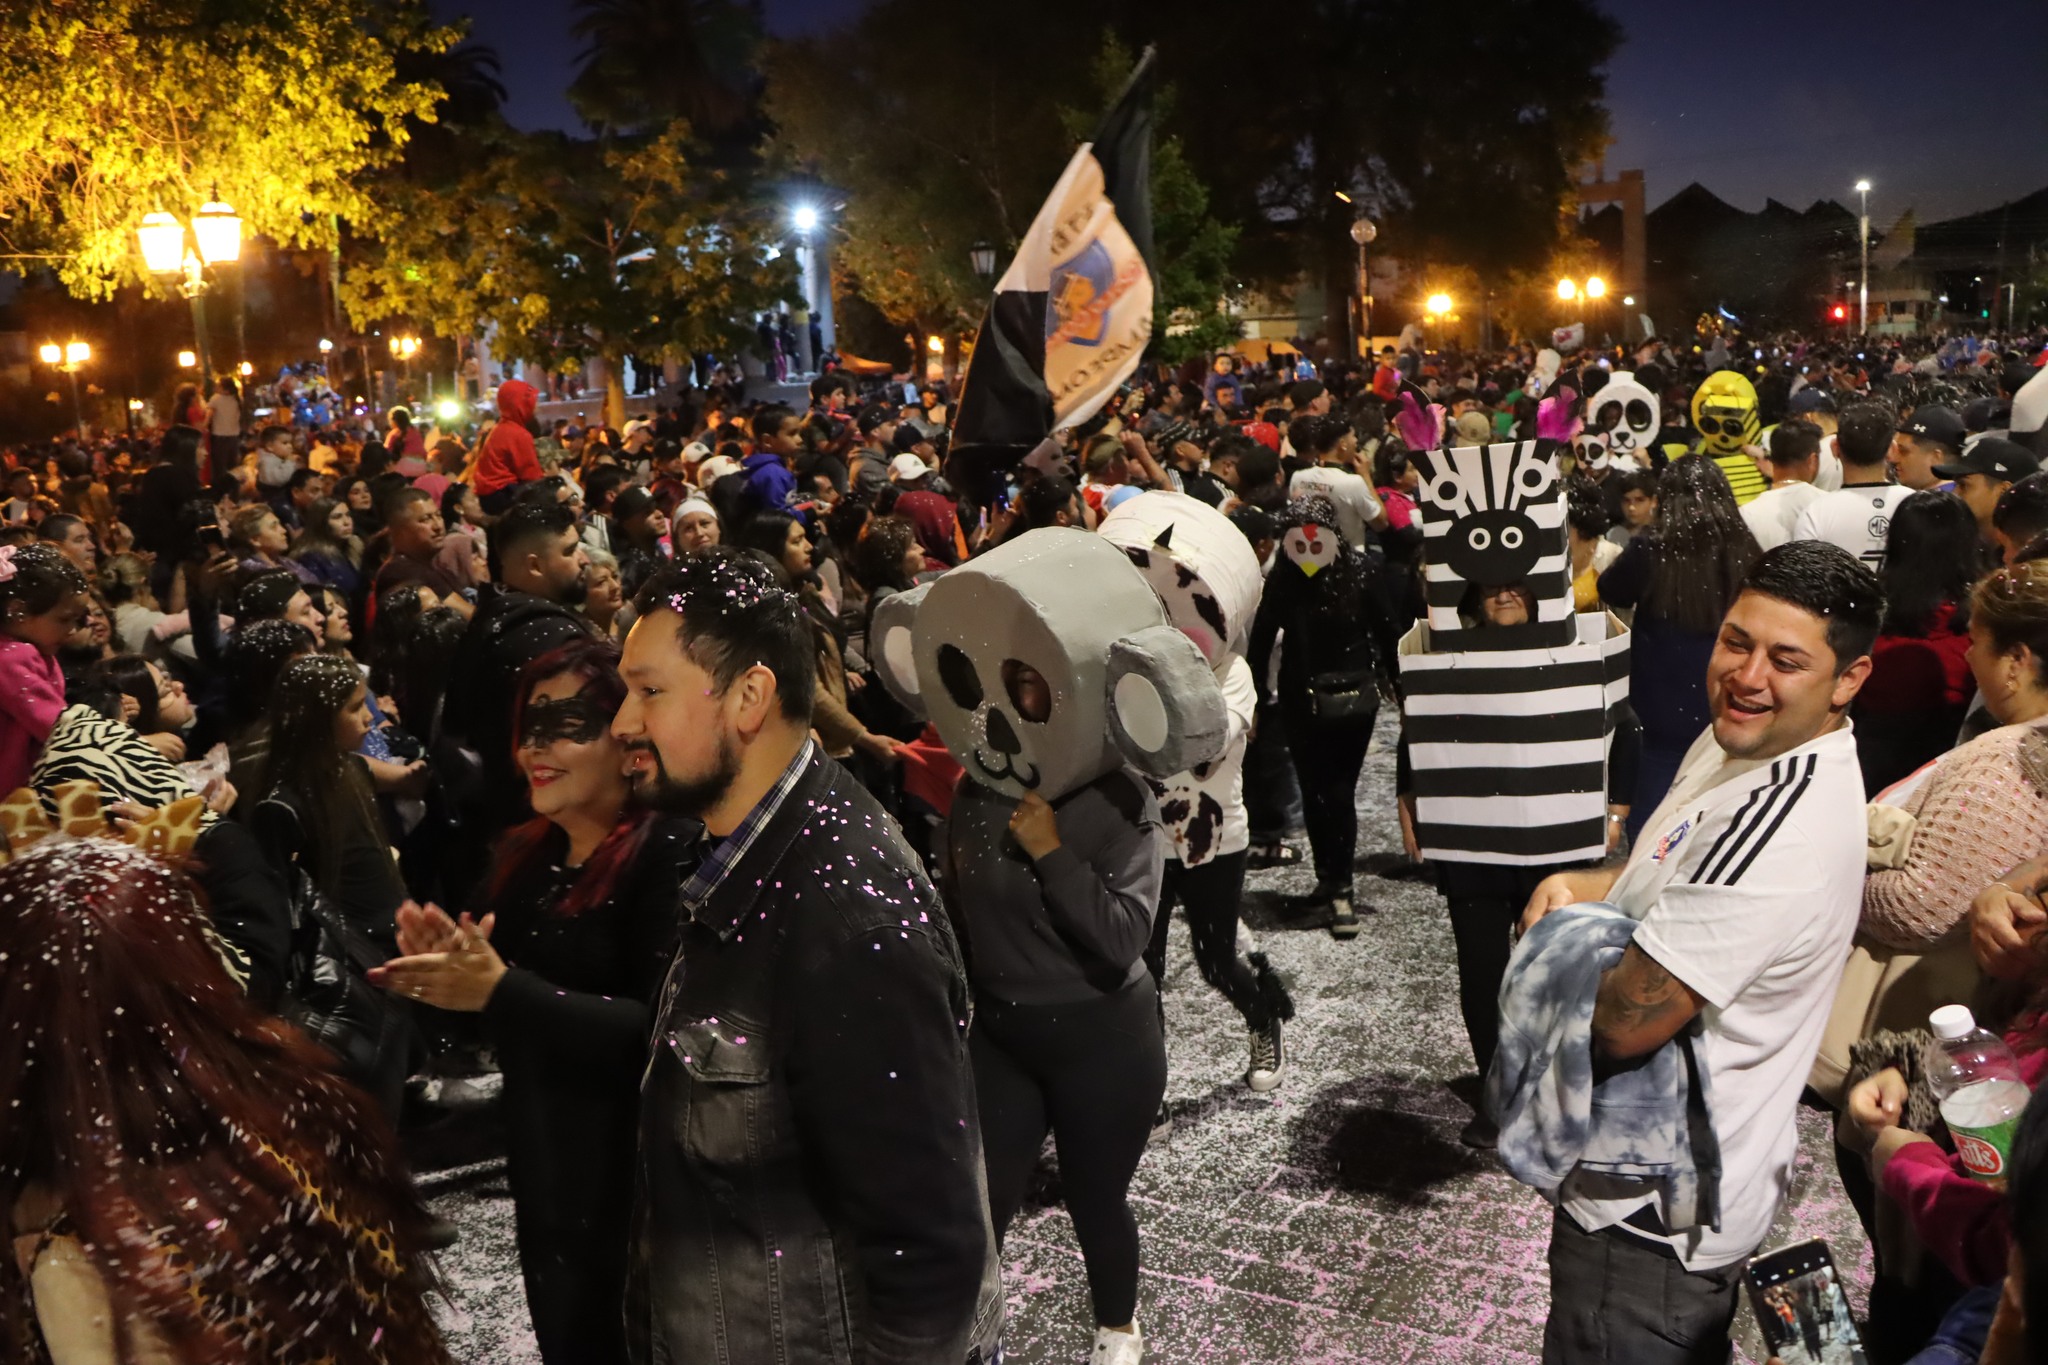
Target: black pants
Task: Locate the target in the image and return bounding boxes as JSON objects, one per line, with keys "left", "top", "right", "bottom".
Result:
{"left": 1280, "top": 705, "right": 1375, "bottom": 890}
{"left": 1143, "top": 851, "right": 1266, "bottom": 1030}
{"left": 1447, "top": 895, "right": 1519, "bottom": 1080}
{"left": 1243, "top": 700, "right": 1303, "bottom": 843}
{"left": 1543, "top": 1208, "right": 1743, "bottom": 1365}
{"left": 973, "top": 976, "right": 1167, "bottom": 1329}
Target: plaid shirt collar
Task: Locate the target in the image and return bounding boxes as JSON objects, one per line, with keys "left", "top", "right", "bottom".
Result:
{"left": 676, "top": 738, "right": 815, "bottom": 924}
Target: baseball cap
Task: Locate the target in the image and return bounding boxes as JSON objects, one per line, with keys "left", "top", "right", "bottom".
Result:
{"left": 681, "top": 440, "right": 711, "bottom": 463}
{"left": 696, "top": 454, "right": 742, "bottom": 484}
{"left": 1787, "top": 387, "right": 1838, "bottom": 417}
{"left": 1933, "top": 437, "right": 2041, "bottom": 483}
{"left": 857, "top": 403, "right": 897, "bottom": 436}
{"left": 888, "top": 453, "right": 930, "bottom": 482}
{"left": 1898, "top": 404, "right": 1965, "bottom": 453}
{"left": 1243, "top": 421, "right": 1281, "bottom": 453}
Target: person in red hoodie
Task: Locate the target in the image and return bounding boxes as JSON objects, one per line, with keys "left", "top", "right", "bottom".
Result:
{"left": 475, "top": 379, "right": 546, "bottom": 514}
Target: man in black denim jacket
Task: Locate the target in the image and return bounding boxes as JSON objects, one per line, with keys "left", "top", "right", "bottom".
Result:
{"left": 616, "top": 552, "right": 999, "bottom": 1365}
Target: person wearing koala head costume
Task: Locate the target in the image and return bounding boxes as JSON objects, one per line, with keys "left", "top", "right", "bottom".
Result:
{"left": 1100, "top": 492, "right": 1295, "bottom": 1095}
{"left": 612, "top": 550, "right": 1002, "bottom": 1365}
{"left": 1247, "top": 494, "right": 1401, "bottom": 937}
{"left": 867, "top": 526, "right": 1228, "bottom": 1365}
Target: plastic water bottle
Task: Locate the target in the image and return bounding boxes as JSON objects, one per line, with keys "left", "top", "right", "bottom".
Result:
{"left": 1925, "top": 1004, "right": 2031, "bottom": 1184}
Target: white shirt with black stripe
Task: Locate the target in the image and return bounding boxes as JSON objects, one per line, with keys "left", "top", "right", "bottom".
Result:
{"left": 1560, "top": 722, "right": 1865, "bottom": 1270}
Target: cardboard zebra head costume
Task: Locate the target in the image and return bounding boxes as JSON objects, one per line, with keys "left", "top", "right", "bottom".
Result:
{"left": 1412, "top": 440, "right": 1575, "bottom": 651}
{"left": 869, "top": 527, "right": 1228, "bottom": 801}
{"left": 1400, "top": 438, "right": 1630, "bottom": 866}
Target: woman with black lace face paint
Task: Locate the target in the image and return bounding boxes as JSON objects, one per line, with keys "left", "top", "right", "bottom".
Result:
{"left": 369, "top": 635, "right": 696, "bottom": 1365}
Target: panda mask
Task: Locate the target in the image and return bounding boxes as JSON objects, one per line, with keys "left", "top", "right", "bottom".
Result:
{"left": 1589, "top": 370, "right": 1661, "bottom": 459}
{"left": 870, "top": 528, "right": 1229, "bottom": 800}
{"left": 1097, "top": 490, "right": 1265, "bottom": 666}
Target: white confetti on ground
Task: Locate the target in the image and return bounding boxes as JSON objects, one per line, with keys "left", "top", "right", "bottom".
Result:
{"left": 425, "top": 719, "right": 1872, "bottom": 1363}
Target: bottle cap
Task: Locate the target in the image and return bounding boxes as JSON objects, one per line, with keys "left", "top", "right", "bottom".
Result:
{"left": 1930, "top": 1004, "right": 1977, "bottom": 1041}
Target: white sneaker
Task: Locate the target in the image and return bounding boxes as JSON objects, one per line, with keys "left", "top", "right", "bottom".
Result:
{"left": 1235, "top": 920, "right": 1260, "bottom": 958}
{"left": 1091, "top": 1324, "right": 1144, "bottom": 1365}
{"left": 1246, "top": 1016, "right": 1284, "bottom": 1093}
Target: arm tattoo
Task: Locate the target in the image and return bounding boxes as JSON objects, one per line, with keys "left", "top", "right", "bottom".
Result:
{"left": 1593, "top": 944, "right": 1700, "bottom": 1057}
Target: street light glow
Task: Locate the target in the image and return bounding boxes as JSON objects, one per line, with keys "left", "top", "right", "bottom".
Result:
{"left": 1585, "top": 277, "right": 1606, "bottom": 299}
{"left": 926, "top": 334, "right": 944, "bottom": 354}
{"left": 1854, "top": 179, "right": 1871, "bottom": 195}
{"left": 790, "top": 204, "right": 820, "bottom": 233}
{"left": 177, "top": 350, "right": 198, "bottom": 368}
{"left": 38, "top": 343, "right": 60, "bottom": 365}
{"left": 237, "top": 360, "right": 253, "bottom": 377}
{"left": 1557, "top": 278, "right": 1578, "bottom": 301}
{"left": 436, "top": 399, "right": 462, "bottom": 421}
{"left": 1426, "top": 293, "right": 1453, "bottom": 316}
{"left": 192, "top": 200, "right": 243, "bottom": 266}
{"left": 1622, "top": 295, "right": 1636, "bottom": 306}
{"left": 318, "top": 338, "right": 334, "bottom": 354}
{"left": 137, "top": 211, "right": 186, "bottom": 274}
{"left": 65, "top": 342, "right": 90, "bottom": 365}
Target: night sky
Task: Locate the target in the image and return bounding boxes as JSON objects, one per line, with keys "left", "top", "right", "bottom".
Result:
{"left": 436, "top": 0, "right": 2048, "bottom": 226}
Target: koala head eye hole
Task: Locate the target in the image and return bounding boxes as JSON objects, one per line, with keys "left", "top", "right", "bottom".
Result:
{"left": 937, "top": 644, "right": 983, "bottom": 709}
{"left": 1002, "top": 659, "right": 1052, "bottom": 724}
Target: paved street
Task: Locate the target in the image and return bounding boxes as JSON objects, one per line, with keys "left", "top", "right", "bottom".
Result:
{"left": 422, "top": 723, "right": 1872, "bottom": 1363}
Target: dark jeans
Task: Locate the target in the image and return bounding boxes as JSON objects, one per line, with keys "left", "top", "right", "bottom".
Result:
{"left": 1543, "top": 1208, "right": 1744, "bottom": 1365}
{"left": 1143, "top": 851, "right": 1266, "bottom": 1030}
{"left": 1627, "top": 743, "right": 1687, "bottom": 845}
{"left": 1243, "top": 700, "right": 1304, "bottom": 843}
{"left": 1280, "top": 705, "right": 1375, "bottom": 890}
{"left": 973, "top": 977, "right": 1167, "bottom": 1329}
{"left": 1447, "top": 895, "right": 1519, "bottom": 1080}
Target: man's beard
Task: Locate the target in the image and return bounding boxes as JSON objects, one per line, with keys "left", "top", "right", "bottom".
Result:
{"left": 626, "top": 733, "right": 740, "bottom": 818}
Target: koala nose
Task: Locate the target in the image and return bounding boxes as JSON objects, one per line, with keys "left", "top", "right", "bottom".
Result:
{"left": 984, "top": 706, "right": 1022, "bottom": 756}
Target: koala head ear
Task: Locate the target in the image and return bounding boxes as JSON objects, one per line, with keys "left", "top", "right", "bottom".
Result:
{"left": 1103, "top": 624, "right": 1228, "bottom": 777}
{"left": 868, "top": 582, "right": 932, "bottom": 721}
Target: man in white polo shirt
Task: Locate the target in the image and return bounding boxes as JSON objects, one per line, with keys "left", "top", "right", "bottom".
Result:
{"left": 1519, "top": 539, "right": 1880, "bottom": 1365}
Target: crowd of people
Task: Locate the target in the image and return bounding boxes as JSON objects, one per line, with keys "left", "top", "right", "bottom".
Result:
{"left": 0, "top": 321, "right": 2046, "bottom": 1365}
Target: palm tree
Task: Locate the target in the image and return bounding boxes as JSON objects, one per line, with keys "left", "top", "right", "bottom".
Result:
{"left": 568, "top": 0, "right": 765, "bottom": 146}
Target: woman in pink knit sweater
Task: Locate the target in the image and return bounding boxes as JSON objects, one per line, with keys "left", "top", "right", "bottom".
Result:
{"left": 0, "top": 544, "right": 90, "bottom": 792}
{"left": 1863, "top": 564, "right": 2048, "bottom": 950}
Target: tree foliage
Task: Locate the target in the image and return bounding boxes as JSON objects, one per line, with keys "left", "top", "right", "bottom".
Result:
{"left": 770, "top": 9, "right": 1241, "bottom": 365}
{"left": 0, "top": 0, "right": 459, "bottom": 300}
{"left": 1136, "top": 0, "right": 1619, "bottom": 339}
{"left": 568, "top": 0, "right": 768, "bottom": 158}
{"left": 342, "top": 123, "right": 795, "bottom": 421}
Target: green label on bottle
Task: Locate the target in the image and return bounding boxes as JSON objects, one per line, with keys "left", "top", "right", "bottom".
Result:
{"left": 1952, "top": 1117, "right": 2020, "bottom": 1181}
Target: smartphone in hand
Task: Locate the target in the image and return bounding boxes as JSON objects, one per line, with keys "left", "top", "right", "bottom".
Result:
{"left": 1745, "top": 1239, "right": 1865, "bottom": 1364}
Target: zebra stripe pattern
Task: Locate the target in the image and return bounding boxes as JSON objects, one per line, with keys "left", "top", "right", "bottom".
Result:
{"left": 1400, "top": 611, "right": 1632, "bottom": 866}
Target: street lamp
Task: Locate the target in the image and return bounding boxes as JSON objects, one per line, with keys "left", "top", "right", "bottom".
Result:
{"left": 237, "top": 361, "right": 254, "bottom": 379}
{"left": 790, "top": 204, "right": 820, "bottom": 234}
{"left": 1854, "top": 179, "right": 1872, "bottom": 335}
{"left": 38, "top": 341, "right": 90, "bottom": 433}
{"left": 1585, "top": 277, "right": 1606, "bottom": 299}
{"left": 137, "top": 199, "right": 242, "bottom": 384}
{"left": 1557, "top": 278, "right": 1579, "bottom": 301}
{"left": 177, "top": 349, "right": 198, "bottom": 370}
{"left": 1349, "top": 215, "right": 1377, "bottom": 356}
{"left": 970, "top": 241, "right": 997, "bottom": 280}
{"left": 1425, "top": 293, "right": 1453, "bottom": 319}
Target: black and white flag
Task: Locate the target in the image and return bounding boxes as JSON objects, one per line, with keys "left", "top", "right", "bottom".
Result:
{"left": 948, "top": 49, "right": 1156, "bottom": 485}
